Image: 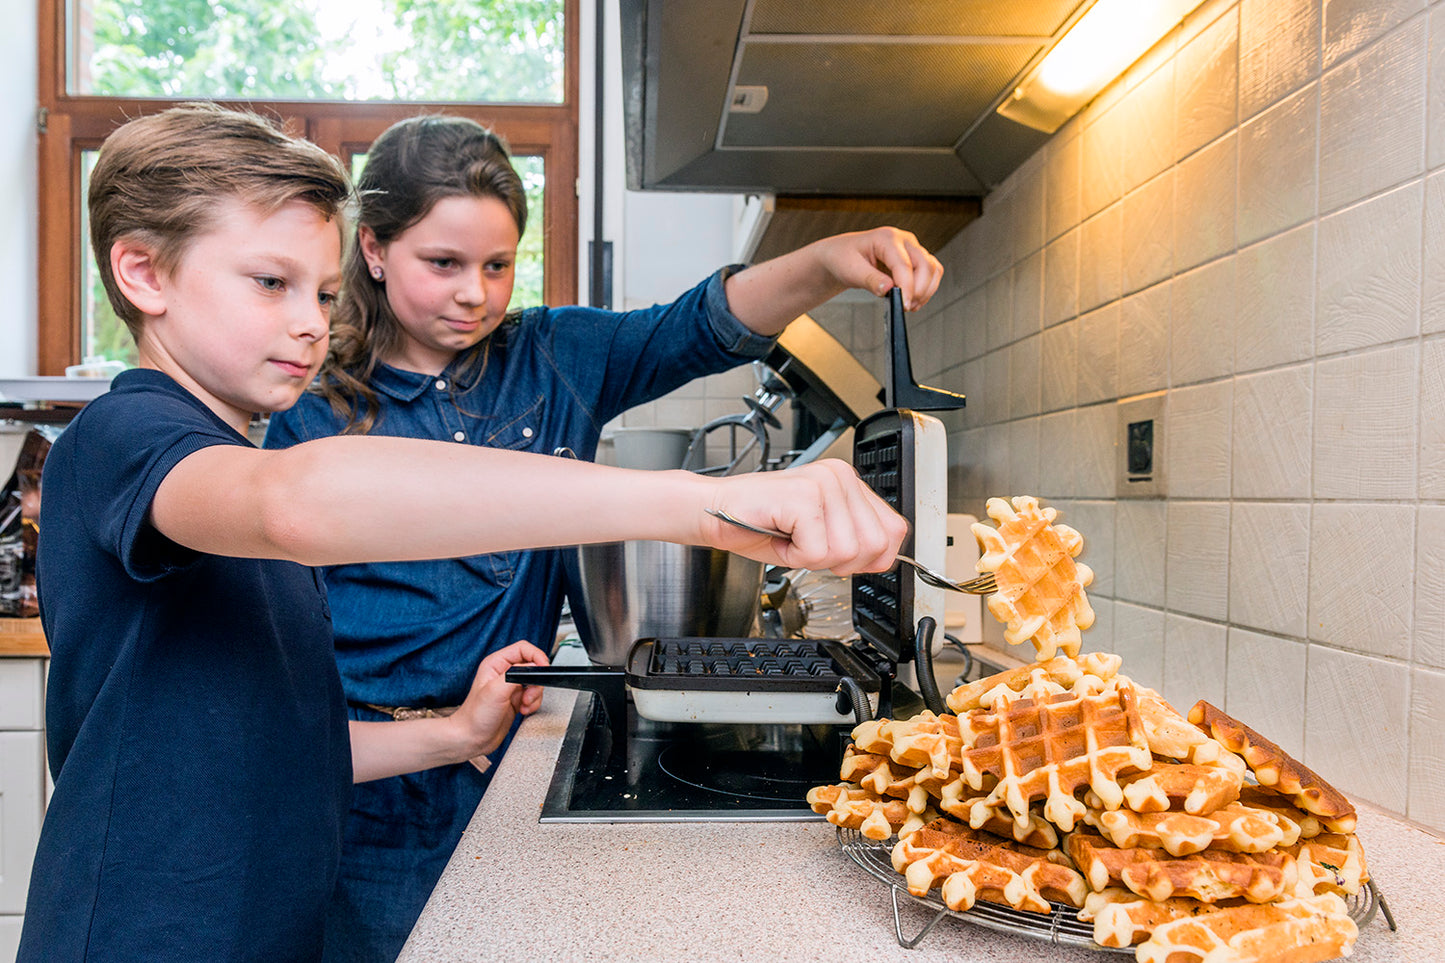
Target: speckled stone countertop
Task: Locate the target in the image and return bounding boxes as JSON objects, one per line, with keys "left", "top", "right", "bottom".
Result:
{"left": 401, "top": 686, "right": 1443, "bottom": 962}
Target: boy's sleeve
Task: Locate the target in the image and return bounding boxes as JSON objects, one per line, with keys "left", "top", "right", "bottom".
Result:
{"left": 66, "top": 393, "right": 245, "bottom": 582}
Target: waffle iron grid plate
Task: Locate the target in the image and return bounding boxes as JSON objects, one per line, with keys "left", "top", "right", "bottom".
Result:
{"left": 835, "top": 826, "right": 1382, "bottom": 953}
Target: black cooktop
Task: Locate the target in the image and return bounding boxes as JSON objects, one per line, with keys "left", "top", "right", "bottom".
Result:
{"left": 538, "top": 683, "right": 928, "bottom": 823}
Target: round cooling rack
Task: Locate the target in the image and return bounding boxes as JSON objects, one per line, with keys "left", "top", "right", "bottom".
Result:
{"left": 835, "top": 827, "right": 1385, "bottom": 952}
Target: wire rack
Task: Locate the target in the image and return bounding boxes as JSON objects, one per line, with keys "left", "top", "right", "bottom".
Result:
{"left": 836, "top": 826, "right": 1385, "bottom": 952}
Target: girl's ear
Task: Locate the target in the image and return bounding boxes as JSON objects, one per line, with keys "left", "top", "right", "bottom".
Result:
{"left": 110, "top": 238, "right": 167, "bottom": 317}
{"left": 357, "top": 225, "right": 385, "bottom": 273}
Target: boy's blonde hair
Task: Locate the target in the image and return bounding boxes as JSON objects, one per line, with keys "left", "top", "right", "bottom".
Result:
{"left": 88, "top": 102, "right": 352, "bottom": 338}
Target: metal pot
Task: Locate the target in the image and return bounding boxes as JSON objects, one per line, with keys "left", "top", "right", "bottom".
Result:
{"left": 571, "top": 540, "right": 763, "bottom": 666}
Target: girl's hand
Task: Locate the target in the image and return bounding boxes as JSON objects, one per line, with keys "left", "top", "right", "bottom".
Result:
{"left": 814, "top": 227, "right": 944, "bottom": 312}
{"left": 702, "top": 459, "right": 908, "bottom": 576}
{"left": 449, "top": 640, "right": 549, "bottom": 760}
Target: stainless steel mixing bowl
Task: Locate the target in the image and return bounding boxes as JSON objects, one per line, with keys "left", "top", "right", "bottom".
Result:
{"left": 572, "top": 540, "right": 763, "bottom": 666}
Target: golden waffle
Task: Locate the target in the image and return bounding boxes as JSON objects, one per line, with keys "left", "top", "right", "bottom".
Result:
{"left": 1188, "top": 702, "right": 1357, "bottom": 833}
{"left": 955, "top": 679, "right": 1153, "bottom": 832}
{"left": 851, "top": 711, "right": 962, "bottom": 781}
{"left": 890, "top": 818, "right": 1087, "bottom": 912}
{"left": 1135, "top": 893, "right": 1358, "bottom": 963}
{"left": 1079, "top": 887, "right": 1223, "bottom": 948}
{"left": 1287, "top": 833, "right": 1368, "bottom": 898}
{"left": 945, "top": 653, "right": 1122, "bottom": 714}
{"left": 1066, "top": 832, "right": 1298, "bottom": 904}
{"left": 1089, "top": 763, "right": 1243, "bottom": 816}
{"left": 971, "top": 495, "right": 1096, "bottom": 660}
{"left": 1135, "top": 688, "right": 1247, "bottom": 776}
{"left": 1235, "top": 786, "right": 1325, "bottom": 840}
{"left": 1084, "top": 802, "right": 1300, "bottom": 857}
{"left": 804, "top": 783, "right": 934, "bottom": 840}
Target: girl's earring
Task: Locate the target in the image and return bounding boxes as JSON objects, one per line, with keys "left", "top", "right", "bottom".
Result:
{"left": 371, "top": 266, "right": 385, "bottom": 281}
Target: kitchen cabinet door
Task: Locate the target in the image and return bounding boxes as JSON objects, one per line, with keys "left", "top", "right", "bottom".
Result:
{"left": 0, "top": 731, "right": 44, "bottom": 915}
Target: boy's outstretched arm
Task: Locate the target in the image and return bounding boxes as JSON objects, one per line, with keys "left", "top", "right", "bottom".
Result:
{"left": 151, "top": 446, "right": 907, "bottom": 575}
{"left": 349, "top": 640, "right": 549, "bottom": 783}
{"left": 723, "top": 226, "right": 944, "bottom": 336}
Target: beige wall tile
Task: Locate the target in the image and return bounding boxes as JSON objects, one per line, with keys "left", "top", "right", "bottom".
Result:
{"left": 1313, "top": 343, "right": 1418, "bottom": 499}
{"left": 1164, "top": 614, "right": 1228, "bottom": 712}
{"left": 982, "top": 347, "right": 1010, "bottom": 425}
{"left": 1227, "top": 629, "right": 1308, "bottom": 757}
{"left": 1076, "top": 303, "right": 1120, "bottom": 406}
{"left": 1316, "top": 181, "right": 1423, "bottom": 353}
{"left": 1012, "top": 154, "right": 1047, "bottom": 262}
{"left": 1408, "top": 665, "right": 1445, "bottom": 826}
{"left": 1166, "top": 501, "right": 1232, "bottom": 619}
{"left": 1038, "top": 409, "right": 1078, "bottom": 500}
{"left": 1415, "top": 505, "right": 1445, "bottom": 669}
{"left": 1175, "top": 134, "right": 1239, "bottom": 271}
{"left": 1075, "top": 403, "right": 1118, "bottom": 499}
{"left": 1116, "top": 500, "right": 1168, "bottom": 606}
{"left": 1309, "top": 502, "right": 1415, "bottom": 658}
{"left": 1119, "top": 284, "right": 1171, "bottom": 397}
{"left": 1009, "top": 335, "right": 1041, "bottom": 419}
{"left": 1040, "top": 320, "right": 1078, "bottom": 414}
{"left": 1239, "top": 0, "right": 1321, "bottom": 119}
{"left": 1167, "top": 380, "right": 1234, "bottom": 498}
{"left": 1238, "top": 84, "right": 1319, "bottom": 245}
{"left": 1232, "top": 364, "right": 1313, "bottom": 500}
{"left": 1066, "top": 499, "right": 1117, "bottom": 598}
{"left": 961, "top": 357, "right": 986, "bottom": 431}
{"left": 1319, "top": 15, "right": 1427, "bottom": 212}
{"left": 1114, "top": 602, "right": 1166, "bottom": 690}
{"left": 1422, "top": 338, "right": 1445, "bottom": 497}
{"left": 1042, "top": 229, "right": 1080, "bottom": 328}
{"left": 1230, "top": 501, "right": 1311, "bottom": 637}
{"left": 1304, "top": 646, "right": 1409, "bottom": 813}
{"left": 1173, "top": 257, "right": 1237, "bottom": 386}
{"left": 1431, "top": 7, "right": 1445, "bottom": 169}
{"left": 1008, "top": 417, "right": 1040, "bottom": 497}
{"left": 986, "top": 272, "right": 1013, "bottom": 353}
{"left": 1176, "top": 7, "right": 1241, "bottom": 160}
{"left": 960, "top": 286, "right": 988, "bottom": 362}
{"left": 1012, "top": 250, "right": 1043, "bottom": 344}
{"left": 1235, "top": 225, "right": 1316, "bottom": 372}
{"left": 1423, "top": 171, "right": 1445, "bottom": 333}
{"left": 1121, "top": 64, "right": 1176, "bottom": 193}
{"left": 1123, "top": 171, "right": 1176, "bottom": 295}
{"left": 1079, "top": 204, "right": 1123, "bottom": 313}
{"left": 1324, "top": 0, "right": 1426, "bottom": 67}
{"left": 1046, "top": 133, "right": 1083, "bottom": 242}
{"left": 1082, "top": 107, "right": 1128, "bottom": 219}
{"left": 1087, "top": 596, "right": 1116, "bottom": 652}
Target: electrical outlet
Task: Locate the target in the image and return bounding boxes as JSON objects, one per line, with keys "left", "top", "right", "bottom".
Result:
{"left": 1116, "top": 392, "right": 1166, "bottom": 497}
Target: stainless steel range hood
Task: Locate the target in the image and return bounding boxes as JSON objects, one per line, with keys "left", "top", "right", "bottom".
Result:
{"left": 620, "top": 0, "right": 1094, "bottom": 198}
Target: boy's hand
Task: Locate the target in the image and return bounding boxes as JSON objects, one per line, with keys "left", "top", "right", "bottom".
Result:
{"left": 450, "top": 640, "right": 549, "bottom": 760}
{"left": 816, "top": 227, "right": 944, "bottom": 312}
{"left": 703, "top": 459, "right": 908, "bottom": 576}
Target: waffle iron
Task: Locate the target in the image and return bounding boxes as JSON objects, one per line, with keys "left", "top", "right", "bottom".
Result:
{"left": 507, "top": 290, "right": 965, "bottom": 746}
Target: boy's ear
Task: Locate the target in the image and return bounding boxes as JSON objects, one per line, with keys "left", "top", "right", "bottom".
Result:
{"left": 110, "top": 239, "right": 167, "bottom": 317}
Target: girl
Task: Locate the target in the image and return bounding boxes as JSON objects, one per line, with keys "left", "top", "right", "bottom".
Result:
{"left": 263, "top": 113, "right": 943, "bottom": 962}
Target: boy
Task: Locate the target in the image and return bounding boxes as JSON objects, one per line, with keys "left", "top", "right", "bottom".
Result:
{"left": 18, "top": 104, "right": 906, "bottom": 961}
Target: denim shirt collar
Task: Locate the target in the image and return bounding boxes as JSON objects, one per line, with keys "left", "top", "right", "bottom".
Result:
{"left": 368, "top": 363, "right": 436, "bottom": 403}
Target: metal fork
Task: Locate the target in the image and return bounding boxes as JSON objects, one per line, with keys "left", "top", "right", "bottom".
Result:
{"left": 705, "top": 508, "right": 997, "bottom": 595}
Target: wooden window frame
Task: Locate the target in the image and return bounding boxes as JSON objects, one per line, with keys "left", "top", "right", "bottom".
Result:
{"left": 35, "top": 0, "right": 579, "bottom": 374}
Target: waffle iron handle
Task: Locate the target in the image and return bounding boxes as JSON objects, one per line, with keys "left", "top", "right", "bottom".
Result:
{"left": 885, "top": 288, "right": 967, "bottom": 412}
{"left": 834, "top": 676, "right": 873, "bottom": 726}
{"left": 912, "top": 616, "right": 946, "bottom": 715}
{"left": 505, "top": 665, "right": 629, "bottom": 760}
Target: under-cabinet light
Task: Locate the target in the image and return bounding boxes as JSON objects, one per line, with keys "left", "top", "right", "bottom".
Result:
{"left": 997, "top": 0, "right": 1206, "bottom": 134}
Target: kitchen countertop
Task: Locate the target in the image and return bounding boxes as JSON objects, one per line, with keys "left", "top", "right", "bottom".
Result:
{"left": 402, "top": 685, "right": 1443, "bottom": 963}
{"left": 0, "top": 617, "right": 48, "bottom": 656}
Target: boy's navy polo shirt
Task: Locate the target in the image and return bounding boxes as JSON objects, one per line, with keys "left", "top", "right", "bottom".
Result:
{"left": 18, "top": 369, "right": 350, "bottom": 962}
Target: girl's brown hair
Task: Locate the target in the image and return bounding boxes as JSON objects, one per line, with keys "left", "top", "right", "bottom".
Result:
{"left": 88, "top": 103, "right": 351, "bottom": 339}
{"left": 318, "top": 115, "right": 527, "bottom": 433}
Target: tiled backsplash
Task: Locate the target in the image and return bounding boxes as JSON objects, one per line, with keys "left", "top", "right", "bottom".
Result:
{"left": 810, "top": 0, "right": 1445, "bottom": 832}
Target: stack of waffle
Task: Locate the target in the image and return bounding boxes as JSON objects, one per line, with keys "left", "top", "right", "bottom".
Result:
{"left": 807, "top": 496, "right": 1368, "bottom": 963}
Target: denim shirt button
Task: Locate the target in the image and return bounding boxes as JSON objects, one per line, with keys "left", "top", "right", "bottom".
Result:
{"left": 452, "top": 430, "right": 465, "bottom": 442}
{"left": 435, "top": 379, "right": 447, "bottom": 390}
{"left": 522, "top": 427, "right": 534, "bottom": 438}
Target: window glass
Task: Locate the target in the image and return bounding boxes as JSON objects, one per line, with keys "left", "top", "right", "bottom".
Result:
{"left": 74, "top": 0, "right": 566, "bottom": 103}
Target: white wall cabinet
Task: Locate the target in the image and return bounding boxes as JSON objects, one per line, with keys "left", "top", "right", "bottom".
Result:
{"left": 0, "top": 658, "right": 46, "bottom": 962}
